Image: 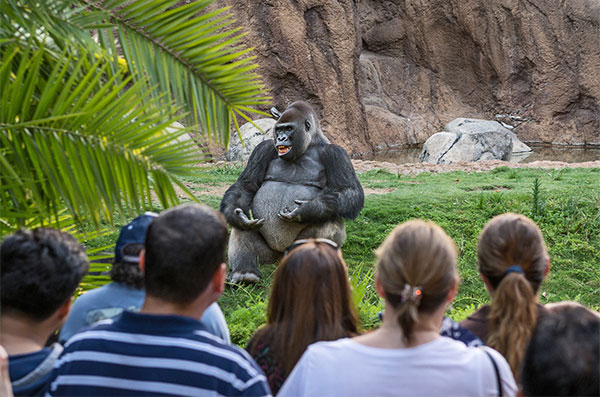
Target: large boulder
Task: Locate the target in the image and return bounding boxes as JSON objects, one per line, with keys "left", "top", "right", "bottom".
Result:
{"left": 420, "top": 128, "right": 513, "bottom": 164}
{"left": 226, "top": 118, "right": 276, "bottom": 162}
{"left": 445, "top": 118, "right": 531, "bottom": 154}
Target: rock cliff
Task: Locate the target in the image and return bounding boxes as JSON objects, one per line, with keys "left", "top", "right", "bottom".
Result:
{"left": 223, "top": 0, "right": 600, "bottom": 155}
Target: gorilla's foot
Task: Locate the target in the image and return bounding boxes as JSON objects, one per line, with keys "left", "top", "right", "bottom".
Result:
{"left": 229, "top": 271, "right": 261, "bottom": 284}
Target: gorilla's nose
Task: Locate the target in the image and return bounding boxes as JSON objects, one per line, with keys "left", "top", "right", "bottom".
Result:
{"left": 277, "top": 135, "right": 287, "bottom": 142}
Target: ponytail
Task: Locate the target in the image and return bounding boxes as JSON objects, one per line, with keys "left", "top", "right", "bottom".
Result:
{"left": 487, "top": 272, "right": 537, "bottom": 377}
{"left": 396, "top": 301, "right": 420, "bottom": 341}
{"left": 391, "top": 285, "right": 423, "bottom": 341}
{"left": 477, "top": 213, "right": 549, "bottom": 378}
{"left": 376, "top": 220, "right": 457, "bottom": 343}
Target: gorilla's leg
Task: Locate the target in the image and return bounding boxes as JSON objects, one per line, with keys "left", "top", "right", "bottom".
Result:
{"left": 228, "top": 228, "right": 281, "bottom": 283}
{"left": 297, "top": 218, "right": 347, "bottom": 247}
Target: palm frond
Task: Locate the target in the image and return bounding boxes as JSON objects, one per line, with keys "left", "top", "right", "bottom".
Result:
{"left": 81, "top": 0, "right": 271, "bottom": 147}
{"left": 0, "top": 42, "right": 200, "bottom": 232}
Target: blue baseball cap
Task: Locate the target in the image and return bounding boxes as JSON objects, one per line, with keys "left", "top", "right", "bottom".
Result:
{"left": 114, "top": 212, "right": 158, "bottom": 263}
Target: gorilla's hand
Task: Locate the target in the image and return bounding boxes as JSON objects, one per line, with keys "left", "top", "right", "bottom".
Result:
{"left": 232, "top": 208, "right": 265, "bottom": 230}
{"left": 278, "top": 200, "right": 308, "bottom": 222}
{"left": 278, "top": 192, "right": 339, "bottom": 223}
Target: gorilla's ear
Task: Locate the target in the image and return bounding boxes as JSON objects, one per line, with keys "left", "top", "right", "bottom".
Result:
{"left": 305, "top": 119, "right": 311, "bottom": 131}
{"left": 270, "top": 107, "right": 282, "bottom": 119}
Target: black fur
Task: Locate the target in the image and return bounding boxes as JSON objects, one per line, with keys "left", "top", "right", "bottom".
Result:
{"left": 220, "top": 141, "right": 277, "bottom": 230}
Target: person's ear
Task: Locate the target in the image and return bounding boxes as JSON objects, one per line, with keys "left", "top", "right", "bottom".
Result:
{"left": 138, "top": 249, "right": 146, "bottom": 274}
{"left": 447, "top": 277, "right": 459, "bottom": 303}
{"left": 480, "top": 273, "right": 494, "bottom": 296}
{"left": 211, "top": 263, "right": 226, "bottom": 295}
{"left": 544, "top": 258, "right": 550, "bottom": 276}
{"left": 375, "top": 272, "right": 386, "bottom": 299}
{"left": 57, "top": 297, "right": 73, "bottom": 323}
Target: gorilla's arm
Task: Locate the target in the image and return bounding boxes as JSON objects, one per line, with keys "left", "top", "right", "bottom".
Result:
{"left": 220, "top": 140, "right": 278, "bottom": 230}
{"left": 320, "top": 144, "right": 364, "bottom": 219}
{"left": 279, "top": 144, "right": 364, "bottom": 223}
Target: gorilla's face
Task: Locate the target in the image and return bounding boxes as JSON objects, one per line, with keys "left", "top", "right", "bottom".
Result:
{"left": 273, "top": 102, "right": 315, "bottom": 162}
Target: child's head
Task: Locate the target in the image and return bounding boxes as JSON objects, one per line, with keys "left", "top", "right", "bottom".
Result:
{"left": 521, "top": 303, "right": 600, "bottom": 396}
{"left": 376, "top": 220, "right": 458, "bottom": 340}
{"left": 477, "top": 213, "right": 548, "bottom": 292}
{"left": 265, "top": 238, "right": 359, "bottom": 373}
{"left": 270, "top": 239, "right": 358, "bottom": 334}
{"left": 477, "top": 213, "right": 550, "bottom": 377}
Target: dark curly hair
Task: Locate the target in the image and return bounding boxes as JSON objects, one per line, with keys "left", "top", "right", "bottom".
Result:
{"left": 1, "top": 228, "right": 89, "bottom": 320}
{"left": 109, "top": 243, "right": 144, "bottom": 289}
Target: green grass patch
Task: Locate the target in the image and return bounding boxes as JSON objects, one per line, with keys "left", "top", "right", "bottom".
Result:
{"left": 82, "top": 165, "right": 600, "bottom": 346}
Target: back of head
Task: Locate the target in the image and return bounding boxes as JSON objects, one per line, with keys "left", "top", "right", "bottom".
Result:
{"left": 376, "top": 220, "right": 458, "bottom": 341}
{"left": 521, "top": 303, "right": 600, "bottom": 396}
{"left": 110, "top": 212, "right": 157, "bottom": 289}
{"left": 144, "top": 203, "right": 228, "bottom": 304}
{"left": 477, "top": 213, "right": 548, "bottom": 376}
{"left": 1, "top": 228, "right": 89, "bottom": 320}
{"left": 264, "top": 240, "right": 359, "bottom": 374}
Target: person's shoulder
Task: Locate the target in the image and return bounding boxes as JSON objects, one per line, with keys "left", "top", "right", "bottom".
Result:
{"left": 464, "top": 305, "right": 491, "bottom": 322}
{"left": 304, "top": 338, "right": 352, "bottom": 356}
{"left": 69, "top": 284, "right": 110, "bottom": 305}
{"left": 441, "top": 317, "right": 484, "bottom": 347}
{"left": 62, "top": 318, "right": 118, "bottom": 347}
{"left": 192, "top": 331, "right": 262, "bottom": 371}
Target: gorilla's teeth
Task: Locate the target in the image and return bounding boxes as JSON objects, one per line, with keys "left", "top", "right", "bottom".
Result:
{"left": 277, "top": 145, "right": 290, "bottom": 154}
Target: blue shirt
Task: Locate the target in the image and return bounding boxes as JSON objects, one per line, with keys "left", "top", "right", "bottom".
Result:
{"left": 9, "top": 343, "right": 63, "bottom": 396}
{"left": 59, "top": 282, "right": 230, "bottom": 344}
{"left": 48, "top": 311, "right": 270, "bottom": 396}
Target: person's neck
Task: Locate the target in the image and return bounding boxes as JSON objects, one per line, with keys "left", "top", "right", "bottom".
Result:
{"left": 0, "top": 313, "right": 57, "bottom": 355}
{"left": 140, "top": 295, "right": 211, "bottom": 321}
{"left": 352, "top": 304, "right": 444, "bottom": 349}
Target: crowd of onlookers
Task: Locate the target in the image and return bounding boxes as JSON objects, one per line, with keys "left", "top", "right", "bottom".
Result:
{"left": 1, "top": 204, "right": 599, "bottom": 396}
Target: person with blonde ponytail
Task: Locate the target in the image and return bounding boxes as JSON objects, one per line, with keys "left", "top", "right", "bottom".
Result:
{"left": 462, "top": 213, "right": 551, "bottom": 378}
{"left": 279, "top": 220, "right": 517, "bottom": 397}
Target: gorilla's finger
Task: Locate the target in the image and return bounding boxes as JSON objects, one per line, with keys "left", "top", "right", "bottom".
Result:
{"left": 294, "top": 200, "right": 309, "bottom": 206}
{"left": 278, "top": 212, "right": 292, "bottom": 220}
{"left": 248, "top": 219, "right": 265, "bottom": 229}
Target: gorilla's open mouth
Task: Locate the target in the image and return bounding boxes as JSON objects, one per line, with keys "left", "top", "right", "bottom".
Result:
{"left": 277, "top": 145, "right": 291, "bottom": 155}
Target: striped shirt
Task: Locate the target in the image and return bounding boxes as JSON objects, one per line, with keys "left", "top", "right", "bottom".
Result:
{"left": 46, "top": 311, "right": 271, "bottom": 396}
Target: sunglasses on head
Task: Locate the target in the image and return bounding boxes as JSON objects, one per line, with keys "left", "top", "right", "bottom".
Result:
{"left": 283, "top": 238, "right": 339, "bottom": 257}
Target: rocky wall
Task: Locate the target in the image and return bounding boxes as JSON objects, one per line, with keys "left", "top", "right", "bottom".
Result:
{"left": 222, "top": 0, "right": 600, "bottom": 154}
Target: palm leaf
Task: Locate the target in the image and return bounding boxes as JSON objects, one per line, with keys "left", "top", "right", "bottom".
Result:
{"left": 0, "top": 42, "right": 200, "bottom": 232}
{"left": 79, "top": 0, "right": 271, "bottom": 147}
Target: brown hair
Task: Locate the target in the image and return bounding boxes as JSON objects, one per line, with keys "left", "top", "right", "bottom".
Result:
{"left": 249, "top": 240, "right": 359, "bottom": 376}
{"left": 477, "top": 213, "right": 548, "bottom": 377}
{"left": 376, "top": 220, "right": 458, "bottom": 341}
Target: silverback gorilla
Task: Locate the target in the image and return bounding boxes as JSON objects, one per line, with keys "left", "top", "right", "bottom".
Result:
{"left": 220, "top": 101, "right": 364, "bottom": 283}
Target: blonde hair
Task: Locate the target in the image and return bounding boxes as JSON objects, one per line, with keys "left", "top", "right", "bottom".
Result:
{"left": 478, "top": 213, "right": 548, "bottom": 377}
{"left": 376, "top": 220, "right": 458, "bottom": 341}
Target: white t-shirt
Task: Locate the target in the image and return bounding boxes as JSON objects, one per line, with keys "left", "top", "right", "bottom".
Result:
{"left": 278, "top": 336, "right": 517, "bottom": 397}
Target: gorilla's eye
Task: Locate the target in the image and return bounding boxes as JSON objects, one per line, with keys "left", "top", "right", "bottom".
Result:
{"left": 305, "top": 120, "right": 311, "bottom": 131}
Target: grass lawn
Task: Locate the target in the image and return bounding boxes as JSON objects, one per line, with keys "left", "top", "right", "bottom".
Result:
{"left": 81, "top": 165, "right": 600, "bottom": 347}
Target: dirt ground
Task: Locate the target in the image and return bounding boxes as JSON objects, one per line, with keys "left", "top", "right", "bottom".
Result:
{"left": 349, "top": 159, "right": 600, "bottom": 175}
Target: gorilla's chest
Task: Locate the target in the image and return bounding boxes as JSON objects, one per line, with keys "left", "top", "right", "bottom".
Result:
{"left": 251, "top": 149, "right": 325, "bottom": 251}
{"left": 262, "top": 149, "right": 326, "bottom": 188}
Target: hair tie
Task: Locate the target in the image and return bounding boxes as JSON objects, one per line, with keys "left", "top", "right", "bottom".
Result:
{"left": 505, "top": 265, "right": 524, "bottom": 276}
{"left": 400, "top": 284, "right": 423, "bottom": 305}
